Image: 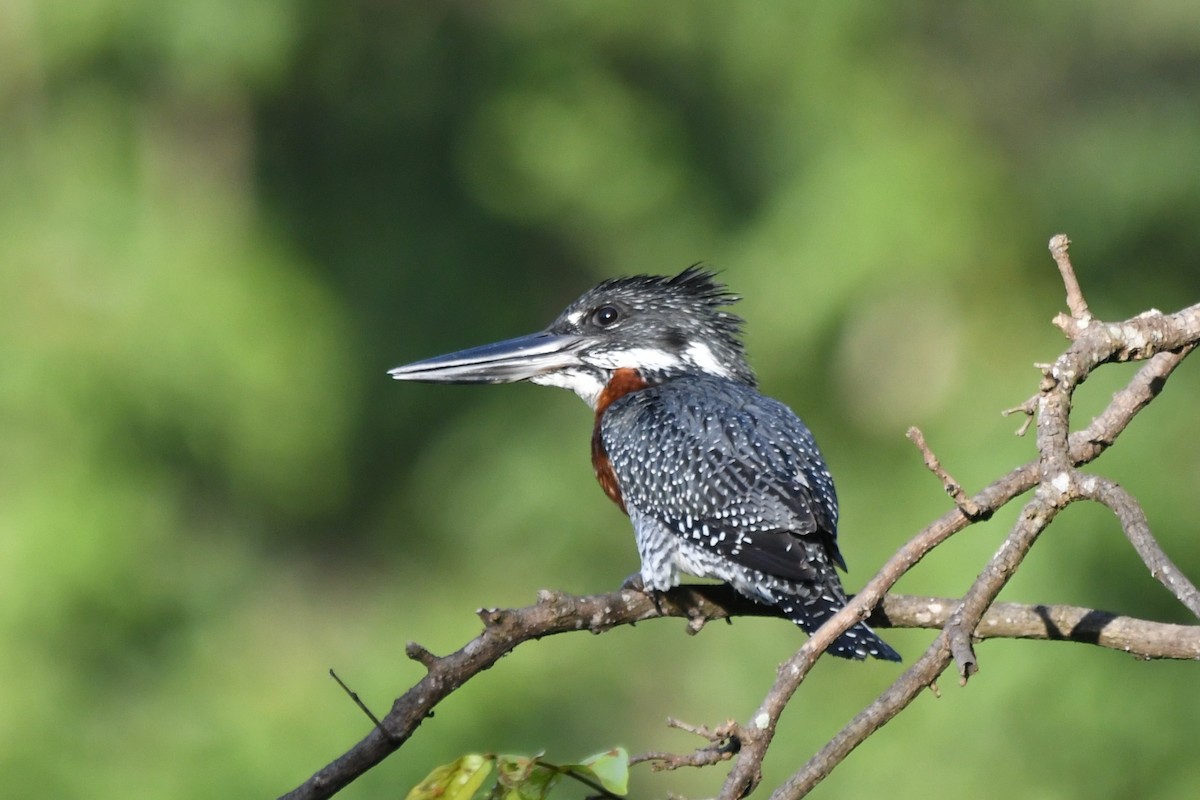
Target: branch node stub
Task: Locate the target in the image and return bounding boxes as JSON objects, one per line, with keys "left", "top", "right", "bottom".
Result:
{"left": 477, "top": 607, "right": 504, "bottom": 626}
{"left": 1001, "top": 396, "right": 1038, "bottom": 436}
{"left": 1048, "top": 232, "right": 1093, "bottom": 323}
{"left": 405, "top": 641, "right": 440, "bottom": 670}
{"left": 630, "top": 718, "right": 745, "bottom": 774}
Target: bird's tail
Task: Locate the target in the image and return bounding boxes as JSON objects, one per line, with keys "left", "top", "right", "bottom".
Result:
{"left": 778, "top": 593, "right": 901, "bottom": 662}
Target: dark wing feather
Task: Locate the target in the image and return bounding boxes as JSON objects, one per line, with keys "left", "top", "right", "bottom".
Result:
{"left": 601, "top": 374, "right": 845, "bottom": 583}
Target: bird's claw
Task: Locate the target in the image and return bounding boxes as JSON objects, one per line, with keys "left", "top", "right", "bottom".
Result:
{"left": 621, "top": 572, "right": 667, "bottom": 614}
{"left": 621, "top": 572, "right": 647, "bottom": 592}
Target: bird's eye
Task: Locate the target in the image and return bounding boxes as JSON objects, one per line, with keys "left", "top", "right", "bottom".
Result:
{"left": 592, "top": 304, "right": 621, "bottom": 327}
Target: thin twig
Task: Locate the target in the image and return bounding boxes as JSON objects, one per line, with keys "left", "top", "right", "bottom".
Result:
{"left": 329, "top": 670, "right": 386, "bottom": 731}
{"left": 1069, "top": 345, "right": 1196, "bottom": 459}
{"left": 631, "top": 719, "right": 742, "bottom": 772}
{"left": 1077, "top": 475, "right": 1200, "bottom": 620}
{"left": 1001, "top": 396, "right": 1038, "bottom": 436}
{"left": 907, "top": 426, "right": 984, "bottom": 518}
{"left": 1049, "top": 233, "right": 1092, "bottom": 328}
{"left": 534, "top": 759, "right": 624, "bottom": 800}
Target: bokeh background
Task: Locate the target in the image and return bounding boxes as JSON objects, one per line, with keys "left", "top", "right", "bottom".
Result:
{"left": 4, "top": 2, "right": 1199, "bottom": 798}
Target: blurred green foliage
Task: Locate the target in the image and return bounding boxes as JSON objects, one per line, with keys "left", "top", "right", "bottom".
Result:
{"left": 2, "top": 2, "right": 1199, "bottom": 798}
{"left": 404, "top": 748, "right": 628, "bottom": 800}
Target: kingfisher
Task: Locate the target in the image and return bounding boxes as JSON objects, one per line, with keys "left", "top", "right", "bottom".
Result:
{"left": 389, "top": 267, "right": 899, "bottom": 661}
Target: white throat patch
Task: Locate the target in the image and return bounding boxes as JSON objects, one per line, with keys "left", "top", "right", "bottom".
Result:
{"left": 587, "top": 347, "right": 683, "bottom": 374}
{"left": 530, "top": 368, "right": 606, "bottom": 409}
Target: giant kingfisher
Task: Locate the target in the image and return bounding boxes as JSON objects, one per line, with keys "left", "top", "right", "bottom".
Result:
{"left": 389, "top": 267, "right": 899, "bottom": 661}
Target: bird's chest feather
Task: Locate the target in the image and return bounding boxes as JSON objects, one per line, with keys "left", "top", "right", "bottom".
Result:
{"left": 590, "top": 368, "right": 650, "bottom": 514}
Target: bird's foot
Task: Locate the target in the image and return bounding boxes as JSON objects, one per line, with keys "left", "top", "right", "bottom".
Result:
{"left": 621, "top": 572, "right": 666, "bottom": 614}
{"left": 620, "top": 572, "right": 647, "bottom": 592}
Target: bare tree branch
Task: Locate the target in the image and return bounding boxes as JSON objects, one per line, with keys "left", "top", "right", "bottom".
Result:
{"left": 278, "top": 585, "right": 1199, "bottom": 800}
{"left": 885, "top": 595, "right": 1200, "bottom": 658}
{"left": 757, "top": 237, "right": 1200, "bottom": 800}
{"left": 720, "top": 309, "right": 1200, "bottom": 799}
{"left": 1077, "top": 475, "right": 1200, "bottom": 619}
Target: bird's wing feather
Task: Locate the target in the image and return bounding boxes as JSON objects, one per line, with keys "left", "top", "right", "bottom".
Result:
{"left": 601, "top": 375, "right": 845, "bottom": 583}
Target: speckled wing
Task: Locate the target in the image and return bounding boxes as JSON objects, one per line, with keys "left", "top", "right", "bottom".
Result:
{"left": 599, "top": 373, "right": 845, "bottom": 584}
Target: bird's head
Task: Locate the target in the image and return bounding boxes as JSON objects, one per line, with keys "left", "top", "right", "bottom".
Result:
{"left": 388, "top": 266, "right": 755, "bottom": 409}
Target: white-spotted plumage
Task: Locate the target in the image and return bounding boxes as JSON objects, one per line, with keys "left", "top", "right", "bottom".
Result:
{"left": 599, "top": 367, "right": 900, "bottom": 662}
{"left": 390, "top": 266, "right": 900, "bottom": 661}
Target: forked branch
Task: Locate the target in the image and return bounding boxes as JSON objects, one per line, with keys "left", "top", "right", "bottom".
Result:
{"left": 737, "top": 237, "right": 1200, "bottom": 800}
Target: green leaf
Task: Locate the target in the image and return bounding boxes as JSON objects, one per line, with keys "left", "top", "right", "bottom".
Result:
{"left": 516, "top": 763, "right": 561, "bottom": 800}
{"left": 405, "top": 754, "right": 493, "bottom": 800}
{"left": 567, "top": 748, "right": 629, "bottom": 796}
{"left": 494, "top": 753, "right": 534, "bottom": 787}
{"left": 493, "top": 754, "right": 560, "bottom": 800}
